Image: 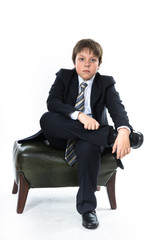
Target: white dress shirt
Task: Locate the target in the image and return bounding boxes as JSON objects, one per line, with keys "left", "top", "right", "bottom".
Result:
{"left": 70, "top": 75, "right": 130, "bottom": 133}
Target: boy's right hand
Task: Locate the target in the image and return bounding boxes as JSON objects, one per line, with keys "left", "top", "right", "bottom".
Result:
{"left": 78, "top": 112, "right": 100, "bottom": 130}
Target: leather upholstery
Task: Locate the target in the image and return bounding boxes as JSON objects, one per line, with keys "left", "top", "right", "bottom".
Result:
{"left": 13, "top": 140, "right": 117, "bottom": 188}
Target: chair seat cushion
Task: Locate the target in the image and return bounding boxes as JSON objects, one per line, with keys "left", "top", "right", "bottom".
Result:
{"left": 13, "top": 140, "right": 117, "bottom": 188}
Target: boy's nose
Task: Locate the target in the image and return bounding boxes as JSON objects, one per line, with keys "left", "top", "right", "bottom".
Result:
{"left": 85, "top": 60, "right": 90, "bottom": 67}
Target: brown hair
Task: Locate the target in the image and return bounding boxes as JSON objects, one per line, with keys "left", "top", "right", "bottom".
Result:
{"left": 72, "top": 39, "right": 103, "bottom": 66}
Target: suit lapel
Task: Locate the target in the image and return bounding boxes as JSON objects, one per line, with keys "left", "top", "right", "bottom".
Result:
{"left": 91, "top": 73, "right": 101, "bottom": 111}
{"left": 69, "top": 72, "right": 79, "bottom": 104}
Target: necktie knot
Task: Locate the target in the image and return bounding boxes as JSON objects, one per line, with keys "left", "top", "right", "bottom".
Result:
{"left": 80, "top": 82, "right": 88, "bottom": 91}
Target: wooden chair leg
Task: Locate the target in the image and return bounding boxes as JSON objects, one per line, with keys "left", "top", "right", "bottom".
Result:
{"left": 12, "top": 180, "right": 18, "bottom": 194}
{"left": 106, "top": 171, "right": 117, "bottom": 209}
{"left": 17, "top": 173, "right": 30, "bottom": 214}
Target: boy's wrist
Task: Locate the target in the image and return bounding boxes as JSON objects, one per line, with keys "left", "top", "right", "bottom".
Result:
{"left": 118, "top": 128, "right": 130, "bottom": 136}
{"left": 117, "top": 126, "right": 131, "bottom": 134}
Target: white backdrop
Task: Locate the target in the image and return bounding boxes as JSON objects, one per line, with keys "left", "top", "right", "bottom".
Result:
{"left": 0, "top": 0, "right": 160, "bottom": 239}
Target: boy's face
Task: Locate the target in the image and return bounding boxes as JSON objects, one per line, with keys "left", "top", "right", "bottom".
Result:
{"left": 74, "top": 48, "right": 100, "bottom": 81}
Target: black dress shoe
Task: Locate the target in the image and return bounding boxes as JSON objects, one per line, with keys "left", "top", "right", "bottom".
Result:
{"left": 82, "top": 210, "right": 99, "bottom": 229}
{"left": 108, "top": 128, "right": 144, "bottom": 149}
{"left": 129, "top": 130, "right": 144, "bottom": 149}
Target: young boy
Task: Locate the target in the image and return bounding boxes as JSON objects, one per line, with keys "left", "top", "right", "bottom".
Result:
{"left": 40, "top": 39, "right": 142, "bottom": 229}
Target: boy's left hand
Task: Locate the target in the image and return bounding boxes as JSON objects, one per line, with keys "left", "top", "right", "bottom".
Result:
{"left": 112, "top": 128, "right": 131, "bottom": 159}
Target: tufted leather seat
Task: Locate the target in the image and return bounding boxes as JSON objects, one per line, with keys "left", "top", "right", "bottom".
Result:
{"left": 12, "top": 140, "right": 118, "bottom": 213}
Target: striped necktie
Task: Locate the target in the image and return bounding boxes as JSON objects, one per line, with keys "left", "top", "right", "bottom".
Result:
{"left": 65, "top": 82, "right": 88, "bottom": 166}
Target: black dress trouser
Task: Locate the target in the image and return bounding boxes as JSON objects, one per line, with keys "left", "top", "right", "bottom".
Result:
{"left": 40, "top": 112, "right": 111, "bottom": 214}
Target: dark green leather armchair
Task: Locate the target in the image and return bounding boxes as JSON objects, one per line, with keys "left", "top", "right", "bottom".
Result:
{"left": 12, "top": 140, "right": 118, "bottom": 213}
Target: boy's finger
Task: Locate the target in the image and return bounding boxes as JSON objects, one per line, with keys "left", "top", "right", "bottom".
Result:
{"left": 112, "top": 143, "right": 117, "bottom": 153}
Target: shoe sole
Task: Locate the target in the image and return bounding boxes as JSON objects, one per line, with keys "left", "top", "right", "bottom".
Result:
{"left": 82, "top": 223, "right": 99, "bottom": 229}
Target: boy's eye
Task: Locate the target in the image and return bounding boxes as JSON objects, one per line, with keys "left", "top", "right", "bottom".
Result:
{"left": 91, "top": 59, "right": 97, "bottom": 62}
{"left": 79, "top": 58, "right": 84, "bottom": 61}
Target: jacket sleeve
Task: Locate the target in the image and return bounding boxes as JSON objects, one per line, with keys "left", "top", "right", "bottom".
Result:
{"left": 105, "top": 80, "right": 132, "bottom": 130}
{"left": 47, "top": 71, "right": 77, "bottom": 116}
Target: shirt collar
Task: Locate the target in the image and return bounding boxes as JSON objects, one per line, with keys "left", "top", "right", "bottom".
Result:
{"left": 78, "top": 75, "right": 95, "bottom": 87}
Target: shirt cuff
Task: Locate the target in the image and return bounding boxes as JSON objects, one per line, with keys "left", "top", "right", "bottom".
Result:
{"left": 69, "top": 111, "right": 80, "bottom": 120}
{"left": 117, "top": 126, "right": 131, "bottom": 134}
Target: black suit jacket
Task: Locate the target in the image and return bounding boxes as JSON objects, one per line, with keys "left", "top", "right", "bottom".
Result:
{"left": 18, "top": 68, "right": 132, "bottom": 144}
{"left": 47, "top": 68, "right": 132, "bottom": 129}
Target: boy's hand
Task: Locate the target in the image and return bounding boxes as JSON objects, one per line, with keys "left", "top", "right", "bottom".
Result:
{"left": 112, "top": 128, "right": 131, "bottom": 159}
{"left": 78, "top": 112, "right": 100, "bottom": 130}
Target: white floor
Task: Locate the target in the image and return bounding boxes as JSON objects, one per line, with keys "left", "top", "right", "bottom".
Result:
{"left": 0, "top": 143, "right": 160, "bottom": 240}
